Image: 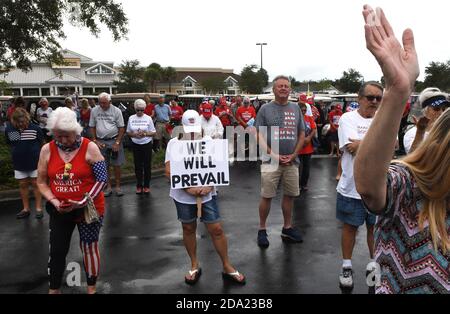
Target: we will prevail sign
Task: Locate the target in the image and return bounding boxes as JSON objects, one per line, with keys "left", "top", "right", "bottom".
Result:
{"left": 168, "top": 139, "right": 230, "bottom": 189}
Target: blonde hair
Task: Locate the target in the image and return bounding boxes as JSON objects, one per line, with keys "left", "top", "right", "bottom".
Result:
{"left": 395, "top": 108, "right": 450, "bottom": 253}
{"left": 11, "top": 108, "right": 30, "bottom": 129}
{"left": 80, "top": 98, "right": 89, "bottom": 109}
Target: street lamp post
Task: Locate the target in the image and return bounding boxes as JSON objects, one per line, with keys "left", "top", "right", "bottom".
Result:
{"left": 256, "top": 43, "right": 267, "bottom": 69}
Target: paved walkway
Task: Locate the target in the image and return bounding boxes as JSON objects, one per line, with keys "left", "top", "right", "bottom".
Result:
{"left": 0, "top": 157, "right": 374, "bottom": 294}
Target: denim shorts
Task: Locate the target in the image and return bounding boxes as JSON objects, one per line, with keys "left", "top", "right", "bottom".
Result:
{"left": 174, "top": 196, "right": 221, "bottom": 224}
{"left": 336, "top": 192, "right": 376, "bottom": 227}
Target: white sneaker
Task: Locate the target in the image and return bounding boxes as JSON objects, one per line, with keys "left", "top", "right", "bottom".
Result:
{"left": 339, "top": 267, "right": 354, "bottom": 289}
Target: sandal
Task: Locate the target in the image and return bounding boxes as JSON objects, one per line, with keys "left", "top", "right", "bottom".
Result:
{"left": 35, "top": 211, "right": 44, "bottom": 219}
{"left": 185, "top": 267, "right": 202, "bottom": 285}
{"left": 222, "top": 270, "right": 246, "bottom": 285}
{"left": 16, "top": 210, "right": 30, "bottom": 219}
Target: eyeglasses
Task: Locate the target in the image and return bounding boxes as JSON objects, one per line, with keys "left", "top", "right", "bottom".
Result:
{"left": 364, "top": 95, "right": 383, "bottom": 102}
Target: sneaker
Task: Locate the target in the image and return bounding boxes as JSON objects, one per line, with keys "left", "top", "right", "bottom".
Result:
{"left": 339, "top": 267, "right": 354, "bottom": 290}
{"left": 257, "top": 230, "right": 269, "bottom": 248}
{"left": 16, "top": 210, "right": 30, "bottom": 219}
{"left": 35, "top": 211, "right": 44, "bottom": 219}
{"left": 115, "top": 188, "right": 124, "bottom": 197}
{"left": 281, "top": 227, "right": 303, "bottom": 243}
{"left": 136, "top": 187, "right": 142, "bottom": 195}
{"left": 104, "top": 188, "right": 112, "bottom": 197}
{"left": 143, "top": 187, "right": 150, "bottom": 194}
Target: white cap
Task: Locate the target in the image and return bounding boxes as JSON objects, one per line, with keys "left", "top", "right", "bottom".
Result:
{"left": 182, "top": 110, "right": 202, "bottom": 133}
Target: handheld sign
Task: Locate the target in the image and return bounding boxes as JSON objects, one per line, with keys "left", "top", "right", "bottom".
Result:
{"left": 168, "top": 139, "right": 230, "bottom": 189}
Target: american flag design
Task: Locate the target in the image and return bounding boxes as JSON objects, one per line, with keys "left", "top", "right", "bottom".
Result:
{"left": 74, "top": 161, "right": 107, "bottom": 207}
{"left": 7, "top": 129, "right": 38, "bottom": 142}
{"left": 78, "top": 217, "right": 103, "bottom": 279}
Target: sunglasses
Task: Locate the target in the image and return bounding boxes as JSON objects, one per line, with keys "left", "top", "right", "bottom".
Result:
{"left": 364, "top": 95, "right": 383, "bottom": 102}
{"left": 136, "top": 109, "right": 145, "bottom": 112}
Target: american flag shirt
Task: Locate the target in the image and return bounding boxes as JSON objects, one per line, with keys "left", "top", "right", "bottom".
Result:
{"left": 4, "top": 122, "right": 43, "bottom": 171}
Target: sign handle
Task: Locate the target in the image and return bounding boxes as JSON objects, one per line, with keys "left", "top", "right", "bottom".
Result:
{"left": 196, "top": 196, "right": 202, "bottom": 218}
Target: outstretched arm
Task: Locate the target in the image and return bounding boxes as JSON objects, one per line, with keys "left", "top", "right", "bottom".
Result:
{"left": 354, "top": 5, "right": 419, "bottom": 213}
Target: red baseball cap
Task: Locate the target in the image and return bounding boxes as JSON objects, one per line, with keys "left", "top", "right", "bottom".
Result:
{"left": 298, "top": 94, "right": 307, "bottom": 102}
{"left": 202, "top": 103, "right": 213, "bottom": 118}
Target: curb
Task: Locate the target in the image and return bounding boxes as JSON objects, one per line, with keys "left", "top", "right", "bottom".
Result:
{"left": 0, "top": 167, "right": 166, "bottom": 203}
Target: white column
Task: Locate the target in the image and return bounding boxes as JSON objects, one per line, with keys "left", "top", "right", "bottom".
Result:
{"left": 20, "top": 87, "right": 23, "bottom": 96}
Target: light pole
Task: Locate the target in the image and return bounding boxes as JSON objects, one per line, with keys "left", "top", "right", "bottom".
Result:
{"left": 256, "top": 43, "right": 267, "bottom": 69}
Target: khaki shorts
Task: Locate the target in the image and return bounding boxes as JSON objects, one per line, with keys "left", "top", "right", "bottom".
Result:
{"left": 155, "top": 122, "right": 170, "bottom": 140}
{"left": 260, "top": 163, "right": 299, "bottom": 198}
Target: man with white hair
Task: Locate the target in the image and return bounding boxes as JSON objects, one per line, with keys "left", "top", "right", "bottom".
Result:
{"left": 89, "top": 92, "right": 126, "bottom": 196}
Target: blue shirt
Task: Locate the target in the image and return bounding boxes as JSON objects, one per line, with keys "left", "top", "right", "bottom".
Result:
{"left": 5, "top": 122, "right": 43, "bottom": 171}
{"left": 154, "top": 104, "right": 171, "bottom": 123}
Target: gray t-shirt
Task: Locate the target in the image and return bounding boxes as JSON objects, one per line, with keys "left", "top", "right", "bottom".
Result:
{"left": 89, "top": 105, "right": 125, "bottom": 139}
{"left": 255, "top": 101, "right": 305, "bottom": 158}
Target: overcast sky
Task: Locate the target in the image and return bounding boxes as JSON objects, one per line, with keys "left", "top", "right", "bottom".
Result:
{"left": 62, "top": 0, "right": 449, "bottom": 82}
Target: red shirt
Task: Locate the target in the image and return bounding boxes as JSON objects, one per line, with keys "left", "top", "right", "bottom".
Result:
{"left": 47, "top": 139, "right": 105, "bottom": 216}
{"left": 170, "top": 105, "right": 184, "bottom": 121}
{"left": 236, "top": 106, "right": 256, "bottom": 127}
{"left": 80, "top": 108, "right": 91, "bottom": 123}
{"left": 214, "top": 106, "right": 233, "bottom": 126}
{"left": 6, "top": 106, "right": 16, "bottom": 120}
{"left": 144, "top": 103, "right": 155, "bottom": 117}
{"left": 299, "top": 115, "right": 316, "bottom": 155}
{"left": 328, "top": 110, "right": 342, "bottom": 132}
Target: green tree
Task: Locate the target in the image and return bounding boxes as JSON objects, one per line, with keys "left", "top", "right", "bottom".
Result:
{"left": 414, "top": 80, "right": 425, "bottom": 93}
{"left": 113, "top": 60, "right": 146, "bottom": 93}
{"left": 161, "top": 66, "right": 177, "bottom": 92}
{"left": 423, "top": 60, "right": 450, "bottom": 92}
{"left": 315, "top": 79, "right": 334, "bottom": 92}
{"left": 0, "top": 80, "right": 12, "bottom": 95}
{"left": 335, "top": 68, "right": 364, "bottom": 93}
{"left": 200, "top": 77, "right": 227, "bottom": 95}
{"left": 0, "top": 0, "right": 128, "bottom": 72}
{"left": 239, "top": 65, "right": 268, "bottom": 94}
{"left": 144, "top": 63, "right": 162, "bottom": 92}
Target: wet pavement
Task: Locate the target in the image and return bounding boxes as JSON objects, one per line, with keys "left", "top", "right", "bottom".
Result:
{"left": 0, "top": 157, "right": 374, "bottom": 294}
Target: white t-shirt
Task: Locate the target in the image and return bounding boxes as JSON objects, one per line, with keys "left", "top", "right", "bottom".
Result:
{"left": 403, "top": 126, "right": 429, "bottom": 154}
{"left": 337, "top": 110, "right": 374, "bottom": 199}
{"left": 165, "top": 136, "right": 216, "bottom": 204}
{"left": 126, "top": 114, "right": 156, "bottom": 145}
{"left": 36, "top": 107, "right": 53, "bottom": 128}
{"left": 200, "top": 115, "right": 224, "bottom": 139}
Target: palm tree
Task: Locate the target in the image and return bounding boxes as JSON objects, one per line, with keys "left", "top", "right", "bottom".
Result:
{"left": 144, "top": 64, "right": 162, "bottom": 92}
{"left": 162, "top": 66, "right": 177, "bottom": 92}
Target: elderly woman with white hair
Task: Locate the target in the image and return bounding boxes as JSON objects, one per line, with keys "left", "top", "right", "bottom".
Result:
{"left": 36, "top": 107, "right": 107, "bottom": 294}
{"left": 403, "top": 87, "right": 449, "bottom": 154}
{"left": 126, "top": 99, "right": 156, "bottom": 194}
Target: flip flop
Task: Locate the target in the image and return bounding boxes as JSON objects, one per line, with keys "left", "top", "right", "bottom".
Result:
{"left": 222, "top": 270, "right": 246, "bottom": 285}
{"left": 185, "top": 268, "right": 202, "bottom": 285}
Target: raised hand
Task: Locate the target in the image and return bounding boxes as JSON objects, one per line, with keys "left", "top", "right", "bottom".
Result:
{"left": 362, "top": 5, "right": 419, "bottom": 94}
{"left": 412, "top": 115, "right": 430, "bottom": 132}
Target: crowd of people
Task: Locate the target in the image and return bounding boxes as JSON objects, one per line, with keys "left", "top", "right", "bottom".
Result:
{"left": 1, "top": 5, "right": 449, "bottom": 294}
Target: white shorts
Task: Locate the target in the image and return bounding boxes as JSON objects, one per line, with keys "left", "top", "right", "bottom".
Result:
{"left": 14, "top": 170, "right": 38, "bottom": 180}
